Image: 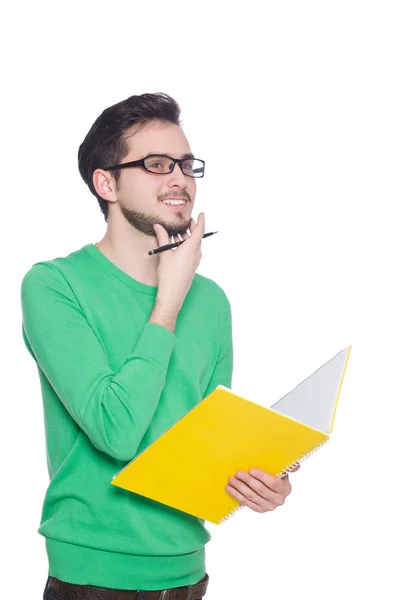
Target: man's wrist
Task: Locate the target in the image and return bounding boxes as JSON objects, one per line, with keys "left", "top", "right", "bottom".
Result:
{"left": 148, "top": 300, "right": 179, "bottom": 333}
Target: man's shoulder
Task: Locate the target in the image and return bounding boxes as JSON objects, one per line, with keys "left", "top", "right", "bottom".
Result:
{"left": 193, "top": 273, "right": 230, "bottom": 305}
{"left": 21, "top": 244, "right": 91, "bottom": 289}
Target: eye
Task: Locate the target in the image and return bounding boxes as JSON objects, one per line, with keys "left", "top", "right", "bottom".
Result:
{"left": 144, "top": 156, "right": 173, "bottom": 173}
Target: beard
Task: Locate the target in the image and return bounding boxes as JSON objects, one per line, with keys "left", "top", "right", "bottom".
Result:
{"left": 119, "top": 202, "right": 191, "bottom": 238}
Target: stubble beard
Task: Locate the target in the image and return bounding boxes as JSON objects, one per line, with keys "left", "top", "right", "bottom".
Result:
{"left": 119, "top": 204, "right": 192, "bottom": 238}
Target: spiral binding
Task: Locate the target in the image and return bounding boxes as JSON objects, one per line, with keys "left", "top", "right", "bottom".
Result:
{"left": 218, "top": 502, "right": 245, "bottom": 524}
{"left": 277, "top": 438, "right": 329, "bottom": 478}
{"left": 218, "top": 438, "right": 329, "bottom": 523}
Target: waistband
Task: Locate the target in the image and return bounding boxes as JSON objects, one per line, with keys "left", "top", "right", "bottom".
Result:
{"left": 46, "top": 574, "right": 209, "bottom": 600}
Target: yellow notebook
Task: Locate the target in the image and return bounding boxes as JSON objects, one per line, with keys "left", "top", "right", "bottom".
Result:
{"left": 111, "top": 346, "right": 351, "bottom": 524}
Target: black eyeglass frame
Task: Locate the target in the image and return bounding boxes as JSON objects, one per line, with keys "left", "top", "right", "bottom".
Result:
{"left": 103, "top": 154, "right": 205, "bottom": 178}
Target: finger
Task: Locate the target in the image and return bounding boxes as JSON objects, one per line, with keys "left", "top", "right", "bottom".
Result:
{"left": 231, "top": 473, "right": 286, "bottom": 507}
{"left": 249, "top": 469, "right": 287, "bottom": 494}
{"left": 173, "top": 234, "right": 186, "bottom": 249}
{"left": 190, "top": 212, "right": 205, "bottom": 242}
{"left": 225, "top": 483, "right": 272, "bottom": 512}
{"left": 153, "top": 223, "right": 170, "bottom": 247}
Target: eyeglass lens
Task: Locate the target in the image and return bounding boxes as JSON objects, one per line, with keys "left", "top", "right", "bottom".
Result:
{"left": 143, "top": 155, "right": 204, "bottom": 177}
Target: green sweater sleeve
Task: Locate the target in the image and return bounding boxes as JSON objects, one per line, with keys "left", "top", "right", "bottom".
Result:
{"left": 203, "top": 294, "right": 233, "bottom": 397}
{"left": 21, "top": 263, "right": 177, "bottom": 461}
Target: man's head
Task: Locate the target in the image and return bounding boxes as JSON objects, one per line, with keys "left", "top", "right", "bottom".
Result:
{"left": 78, "top": 93, "right": 202, "bottom": 237}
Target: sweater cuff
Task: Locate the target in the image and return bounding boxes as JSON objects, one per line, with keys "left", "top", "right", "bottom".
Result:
{"left": 133, "top": 323, "right": 177, "bottom": 370}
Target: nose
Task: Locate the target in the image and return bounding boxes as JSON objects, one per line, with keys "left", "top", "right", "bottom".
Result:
{"left": 166, "top": 162, "right": 188, "bottom": 187}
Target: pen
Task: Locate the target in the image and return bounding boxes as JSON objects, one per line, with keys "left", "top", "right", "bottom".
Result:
{"left": 148, "top": 231, "right": 219, "bottom": 256}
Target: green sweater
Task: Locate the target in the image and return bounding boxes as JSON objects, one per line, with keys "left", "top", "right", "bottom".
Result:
{"left": 20, "top": 243, "right": 233, "bottom": 591}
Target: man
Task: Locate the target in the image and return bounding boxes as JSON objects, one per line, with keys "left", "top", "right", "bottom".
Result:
{"left": 21, "top": 93, "right": 295, "bottom": 600}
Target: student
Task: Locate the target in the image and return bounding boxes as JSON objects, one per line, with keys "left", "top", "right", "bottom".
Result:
{"left": 21, "top": 93, "right": 294, "bottom": 600}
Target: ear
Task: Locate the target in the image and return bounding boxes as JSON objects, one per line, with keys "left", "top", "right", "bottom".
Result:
{"left": 92, "top": 169, "right": 118, "bottom": 203}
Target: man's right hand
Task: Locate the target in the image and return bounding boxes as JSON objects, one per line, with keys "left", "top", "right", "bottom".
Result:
{"left": 148, "top": 212, "right": 205, "bottom": 332}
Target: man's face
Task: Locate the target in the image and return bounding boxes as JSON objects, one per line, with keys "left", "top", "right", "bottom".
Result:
{"left": 113, "top": 121, "right": 197, "bottom": 237}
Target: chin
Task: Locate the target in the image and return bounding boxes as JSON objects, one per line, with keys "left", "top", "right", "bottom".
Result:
{"left": 162, "top": 218, "right": 191, "bottom": 237}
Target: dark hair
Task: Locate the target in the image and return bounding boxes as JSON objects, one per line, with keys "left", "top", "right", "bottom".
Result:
{"left": 78, "top": 92, "right": 182, "bottom": 221}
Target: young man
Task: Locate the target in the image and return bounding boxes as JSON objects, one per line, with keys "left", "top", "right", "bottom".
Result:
{"left": 21, "top": 93, "right": 295, "bottom": 600}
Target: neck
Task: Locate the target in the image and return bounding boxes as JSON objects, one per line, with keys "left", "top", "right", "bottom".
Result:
{"left": 95, "top": 219, "right": 162, "bottom": 287}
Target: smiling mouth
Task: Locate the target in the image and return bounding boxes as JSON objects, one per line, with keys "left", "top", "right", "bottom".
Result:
{"left": 161, "top": 199, "right": 188, "bottom": 206}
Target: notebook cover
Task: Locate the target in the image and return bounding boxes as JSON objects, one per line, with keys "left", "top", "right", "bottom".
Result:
{"left": 111, "top": 387, "right": 329, "bottom": 524}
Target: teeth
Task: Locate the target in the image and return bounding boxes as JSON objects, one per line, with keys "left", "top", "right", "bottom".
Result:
{"left": 162, "top": 200, "right": 186, "bottom": 206}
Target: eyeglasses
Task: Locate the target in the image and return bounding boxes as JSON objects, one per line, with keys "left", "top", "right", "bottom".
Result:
{"left": 103, "top": 154, "right": 205, "bottom": 178}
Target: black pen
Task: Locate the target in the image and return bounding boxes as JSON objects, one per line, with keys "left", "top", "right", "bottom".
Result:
{"left": 148, "top": 231, "right": 219, "bottom": 256}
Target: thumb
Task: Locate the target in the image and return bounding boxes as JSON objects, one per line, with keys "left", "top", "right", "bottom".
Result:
{"left": 153, "top": 223, "right": 170, "bottom": 247}
{"left": 191, "top": 212, "right": 205, "bottom": 241}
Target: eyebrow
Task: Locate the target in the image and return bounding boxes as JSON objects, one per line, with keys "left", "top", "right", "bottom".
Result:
{"left": 144, "top": 152, "right": 195, "bottom": 160}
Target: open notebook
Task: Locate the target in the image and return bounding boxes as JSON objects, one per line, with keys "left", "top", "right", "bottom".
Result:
{"left": 111, "top": 346, "right": 351, "bottom": 524}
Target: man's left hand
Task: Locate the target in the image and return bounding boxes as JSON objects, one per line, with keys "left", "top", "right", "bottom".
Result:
{"left": 225, "top": 465, "right": 300, "bottom": 513}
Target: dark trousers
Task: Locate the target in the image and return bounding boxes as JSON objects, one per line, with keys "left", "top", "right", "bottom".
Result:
{"left": 43, "top": 576, "right": 205, "bottom": 599}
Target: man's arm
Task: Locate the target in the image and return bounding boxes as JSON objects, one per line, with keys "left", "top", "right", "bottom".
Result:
{"left": 203, "top": 294, "right": 233, "bottom": 397}
{"left": 21, "top": 263, "right": 177, "bottom": 462}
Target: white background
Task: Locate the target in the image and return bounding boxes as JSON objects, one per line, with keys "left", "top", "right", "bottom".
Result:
{"left": 2, "top": 1, "right": 397, "bottom": 598}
